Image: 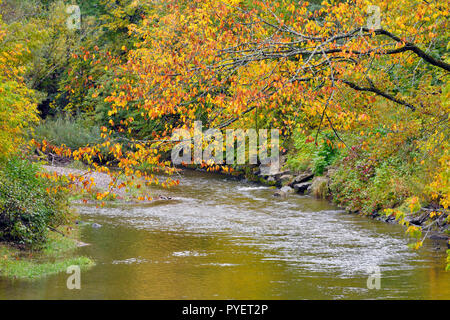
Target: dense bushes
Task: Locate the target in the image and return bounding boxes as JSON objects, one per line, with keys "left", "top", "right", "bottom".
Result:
{"left": 329, "top": 142, "right": 420, "bottom": 214}
{"left": 311, "top": 132, "right": 339, "bottom": 176}
{"left": 286, "top": 129, "right": 340, "bottom": 175}
{"left": 0, "top": 157, "right": 69, "bottom": 248}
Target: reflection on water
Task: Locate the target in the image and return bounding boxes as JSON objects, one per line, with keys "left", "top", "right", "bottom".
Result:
{"left": 1, "top": 170, "right": 449, "bottom": 299}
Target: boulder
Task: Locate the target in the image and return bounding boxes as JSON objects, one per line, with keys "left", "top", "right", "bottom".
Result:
{"left": 293, "top": 182, "right": 312, "bottom": 194}
{"left": 273, "top": 186, "right": 294, "bottom": 197}
{"left": 273, "top": 190, "right": 287, "bottom": 198}
{"left": 384, "top": 216, "right": 396, "bottom": 224}
{"left": 279, "top": 174, "right": 293, "bottom": 185}
{"left": 410, "top": 212, "right": 429, "bottom": 226}
{"left": 280, "top": 186, "right": 295, "bottom": 194}
{"left": 291, "top": 171, "right": 314, "bottom": 185}
{"left": 428, "top": 233, "right": 449, "bottom": 241}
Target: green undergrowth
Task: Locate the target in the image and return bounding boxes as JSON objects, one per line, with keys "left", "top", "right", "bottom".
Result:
{"left": 286, "top": 129, "right": 340, "bottom": 175}
{"left": 0, "top": 229, "right": 94, "bottom": 280}
{"left": 32, "top": 115, "right": 102, "bottom": 151}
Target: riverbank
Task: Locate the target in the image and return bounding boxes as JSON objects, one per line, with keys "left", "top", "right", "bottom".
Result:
{"left": 42, "top": 164, "right": 172, "bottom": 205}
{"left": 0, "top": 157, "right": 95, "bottom": 280}
{"left": 0, "top": 226, "right": 94, "bottom": 280}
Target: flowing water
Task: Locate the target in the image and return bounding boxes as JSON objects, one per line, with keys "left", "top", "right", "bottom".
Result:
{"left": 1, "top": 170, "right": 449, "bottom": 299}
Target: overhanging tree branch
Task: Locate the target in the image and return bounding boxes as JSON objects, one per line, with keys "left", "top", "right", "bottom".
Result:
{"left": 363, "top": 28, "right": 450, "bottom": 72}
{"left": 340, "top": 79, "right": 417, "bottom": 111}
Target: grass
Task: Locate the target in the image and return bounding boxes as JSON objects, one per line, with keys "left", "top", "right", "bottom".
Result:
{"left": 0, "top": 228, "right": 94, "bottom": 280}
{"left": 32, "top": 116, "right": 102, "bottom": 150}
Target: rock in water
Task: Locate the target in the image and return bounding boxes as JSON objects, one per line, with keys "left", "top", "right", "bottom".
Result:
{"left": 291, "top": 171, "right": 314, "bottom": 185}
{"left": 92, "top": 223, "right": 102, "bottom": 229}
{"left": 293, "top": 182, "right": 312, "bottom": 194}
{"left": 273, "top": 190, "right": 287, "bottom": 198}
{"left": 280, "top": 186, "right": 295, "bottom": 194}
{"left": 273, "top": 186, "right": 294, "bottom": 197}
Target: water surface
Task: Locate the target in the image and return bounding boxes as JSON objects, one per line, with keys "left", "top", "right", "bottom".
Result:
{"left": 1, "top": 170, "right": 449, "bottom": 299}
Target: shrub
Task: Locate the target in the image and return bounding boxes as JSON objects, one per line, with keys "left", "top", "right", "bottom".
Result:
{"left": 286, "top": 129, "right": 339, "bottom": 175}
{"left": 0, "top": 156, "right": 69, "bottom": 248}
{"left": 286, "top": 130, "right": 315, "bottom": 171}
{"left": 312, "top": 132, "right": 339, "bottom": 176}
{"left": 330, "top": 151, "right": 414, "bottom": 214}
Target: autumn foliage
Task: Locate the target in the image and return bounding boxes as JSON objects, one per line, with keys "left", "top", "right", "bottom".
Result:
{"left": 89, "top": 0, "right": 449, "bottom": 209}
{"left": 0, "top": 0, "right": 448, "bottom": 263}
